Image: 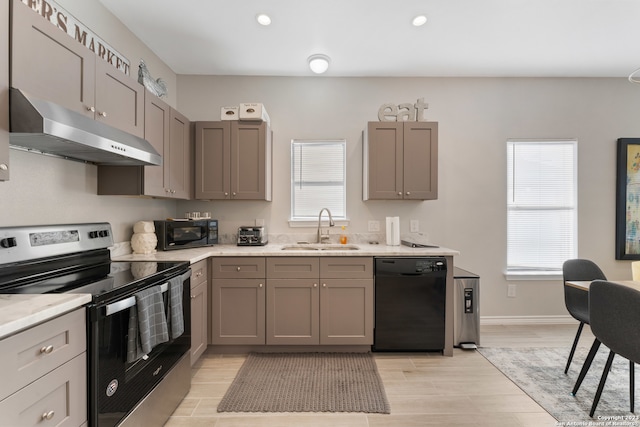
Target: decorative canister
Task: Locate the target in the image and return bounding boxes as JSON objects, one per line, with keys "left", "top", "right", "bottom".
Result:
{"left": 131, "top": 221, "right": 158, "bottom": 254}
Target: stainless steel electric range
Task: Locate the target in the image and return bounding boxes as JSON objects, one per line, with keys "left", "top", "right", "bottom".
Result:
{"left": 0, "top": 223, "right": 192, "bottom": 427}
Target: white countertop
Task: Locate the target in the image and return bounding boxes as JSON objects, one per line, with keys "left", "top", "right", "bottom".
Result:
{"left": 0, "top": 293, "right": 92, "bottom": 339}
{"left": 0, "top": 243, "right": 458, "bottom": 340}
{"left": 112, "top": 243, "right": 460, "bottom": 264}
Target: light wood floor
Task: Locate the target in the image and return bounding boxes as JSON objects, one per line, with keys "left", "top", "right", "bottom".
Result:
{"left": 165, "top": 323, "right": 593, "bottom": 426}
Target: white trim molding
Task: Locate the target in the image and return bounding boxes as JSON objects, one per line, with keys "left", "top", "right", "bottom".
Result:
{"left": 481, "top": 315, "right": 576, "bottom": 325}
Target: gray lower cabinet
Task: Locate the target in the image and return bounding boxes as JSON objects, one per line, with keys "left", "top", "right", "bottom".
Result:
{"left": 266, "top": 258, "right": 320, "bottom": 345}
{"left": 190, "top": 259, "right": 208, "bottom": 365}
{"left": 266, "top": 257, "right": 374, "bottom": 345}
{"left": 0, "top": 308, "right": 87, "bottom": 426}
{"left": 209, "top": 257, "right": 266, "bottom": 345}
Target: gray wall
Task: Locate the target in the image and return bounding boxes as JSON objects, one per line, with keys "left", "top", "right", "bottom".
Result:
{"left": 176, "top": 75, "right": 640, "bottom": 319}
{"left": 4, "top": 0, "right": 639, "bottom": 319}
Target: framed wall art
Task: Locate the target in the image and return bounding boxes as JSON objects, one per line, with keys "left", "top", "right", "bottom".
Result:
{"left": 616, "top": 138, "right": 640, "bottom": 259}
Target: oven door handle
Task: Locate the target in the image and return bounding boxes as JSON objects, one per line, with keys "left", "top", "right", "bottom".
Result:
{"left": 105, "top": 281, "right": 169, "bottom": 316}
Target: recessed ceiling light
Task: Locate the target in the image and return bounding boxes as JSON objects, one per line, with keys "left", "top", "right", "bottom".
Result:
{"left": 308, "top": 54, "right": 330, "bottom": 74}
{"left": 412, "top": 15, "right": 427, "bottom": 27}
{"left": 256, "top": 14, "right": 271, "bottom": 26}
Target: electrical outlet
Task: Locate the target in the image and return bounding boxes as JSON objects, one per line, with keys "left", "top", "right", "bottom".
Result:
{"left": 410, "top": 220, "right": 419, "bottom": 232}
{"left": 507, "top": 284, "right": 517, "bottom": 298}
{"left": 368, "top": 220, "right": 380, "bottom": 232}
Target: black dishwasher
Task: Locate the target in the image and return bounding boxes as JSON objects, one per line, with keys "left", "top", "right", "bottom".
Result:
{"left": 373, "top": 257, "right": 447, "bottom": 351}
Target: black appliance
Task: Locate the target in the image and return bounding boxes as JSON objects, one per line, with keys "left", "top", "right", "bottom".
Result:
{"left": 0, "top": 223, "right": 192, "bottom": 427}
{"left": 154, "top": 219, "right": 218, "bottom": 251}
{"left": 373, "top": 257, "right": 447, "bottom": 352}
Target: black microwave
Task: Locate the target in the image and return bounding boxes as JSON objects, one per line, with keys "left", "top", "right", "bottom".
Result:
{"left": 154, "top": 219, "right": 218, "bottom": 251}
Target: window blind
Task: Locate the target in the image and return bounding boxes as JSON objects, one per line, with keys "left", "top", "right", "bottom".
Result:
{"left": 291, "top": 140, "right": 346, "bottom": 220}
{"left": 507, "top": 140, "right": 577, "bottom": 272}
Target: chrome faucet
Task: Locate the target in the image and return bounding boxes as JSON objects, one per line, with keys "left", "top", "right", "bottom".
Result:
{"left": 316, "top": 208, "right": 335, "bottom": 243}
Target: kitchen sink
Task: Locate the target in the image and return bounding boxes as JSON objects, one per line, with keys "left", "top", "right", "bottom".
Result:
{"left": 318, "top": 245, "right": 359, "bottom": 250}
{"left": 281, "top": 244, "right": 359, "bottom": 251}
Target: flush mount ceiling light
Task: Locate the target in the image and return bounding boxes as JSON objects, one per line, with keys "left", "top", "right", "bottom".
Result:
{"left": 412, "top": 15, "right": 427, "bottom": 26}
{"left": 256, "top": 14, "right": 271, "bottom": 26}
{"left": 308, "top": 54, "right": 330, "bottom": 74}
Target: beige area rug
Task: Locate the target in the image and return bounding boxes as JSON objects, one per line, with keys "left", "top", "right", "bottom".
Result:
{"left": 217, "top": 352, "right": 391, "bottom": 414}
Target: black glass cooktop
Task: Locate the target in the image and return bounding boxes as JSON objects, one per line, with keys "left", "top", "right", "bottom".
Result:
{"left": 0, "top": 259, "right": 188, "bottom": 304}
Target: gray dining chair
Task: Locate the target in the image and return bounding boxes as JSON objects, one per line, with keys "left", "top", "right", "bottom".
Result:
{"left": 562, "top": 259, "right": 607, "bottom": 374}
{"left": 582, "top": 280, "right": 639, "bottom": 417}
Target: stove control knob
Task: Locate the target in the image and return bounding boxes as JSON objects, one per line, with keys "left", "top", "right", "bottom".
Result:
{"left": 89, "top": 231, "right": 98, "bottom": 238}
{"left": 0, "top": 237, "right": 16, "bottom": 248}
{"left": 99, "top": 230, "right": 109, "bottom": 238}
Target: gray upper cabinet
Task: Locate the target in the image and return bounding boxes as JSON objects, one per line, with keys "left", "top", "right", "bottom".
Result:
{"left": 195, "top": 121, "right": 272, "bottom": 200}
{"left": 11, "top": 0, "right": 143, "bottom": 137}
{"left": 0, "top": 0, "right": 8, "bottom": 181}
{"left": 363, "top": 121, "right": 438, "bottom": 200}
{"left": 97, "top": 92, "right": 192, "bottom": 199}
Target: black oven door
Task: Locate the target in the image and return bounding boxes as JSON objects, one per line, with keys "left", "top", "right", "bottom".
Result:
{"left": 87, "top": 270, "right": 191, "bottom": 427}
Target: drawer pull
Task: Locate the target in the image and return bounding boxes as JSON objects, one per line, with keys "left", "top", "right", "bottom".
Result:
{"left": 40, "top": 345, "right": 54, "bottom": 354}
{"left": 259, "top": 283, "right": 263, "bottom": 288}
{"left": 41, "top": 411, "right": 55, "bottom": 420}
{"left": 237, "top": 267, "right": 241, "bottom": 272}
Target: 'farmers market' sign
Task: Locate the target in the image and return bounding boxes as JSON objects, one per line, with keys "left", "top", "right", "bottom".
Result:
{"left": 20, "top": 0, "right": 130, "bottom": 75}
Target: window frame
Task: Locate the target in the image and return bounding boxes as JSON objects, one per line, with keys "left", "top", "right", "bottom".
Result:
{"left": 289, "top": 139, "right": 347, "bottom": 226}
{"left": 505, "top": 139, "right": 578, "bottom": 280}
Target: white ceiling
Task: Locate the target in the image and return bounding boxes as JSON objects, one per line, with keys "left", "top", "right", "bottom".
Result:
{"left": 98, "top": 0, "right": 640, "bottom": 78}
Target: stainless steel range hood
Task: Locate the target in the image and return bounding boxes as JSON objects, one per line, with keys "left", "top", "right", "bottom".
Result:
{"left": 9, "top": 88, "right": 162, "bottom": 166}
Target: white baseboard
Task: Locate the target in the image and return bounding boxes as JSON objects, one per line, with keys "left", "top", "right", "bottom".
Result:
{"left": 480, "top": 315, "right": 576, "bottom": 325}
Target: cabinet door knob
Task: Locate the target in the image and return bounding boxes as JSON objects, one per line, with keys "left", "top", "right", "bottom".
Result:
{"left": 313, "top": 283, "right": 318, "bottom": 287}
{"left": 232, "top": 192, "right": 237, "bottom": 196}
{"left": 259, "top": 283, "right": 263, "bottom": 288}
{"left": 0, "top": 164, "right": 7, "bottom": 171}
{"left": 322, "top": 283, "right": 327, "bottom": 287}
{"left": 406, "top": 191, "right": 411, "bottom": 196}
{"left": 41, "top": 411, "right": 55, "bottom": 420}
{"left": 86, "top": 106, "right": 95, "bottom": 112}
{"left": 98, "top": 111, "right": 107, "bottom": 118}
{"left": 397, "top": 192, "right": 402, "bottom": 196}
{"left": 224, "top": 192, "right": 229, "bottom": 197}
{"left": 40, "top": 345, "right": 54, "bottom": 354}
{"left": 237, "top": 267, "right": 241, "bottom": 272}
{"left": 191, "top": 295, "right": 196, "bottom": 299}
